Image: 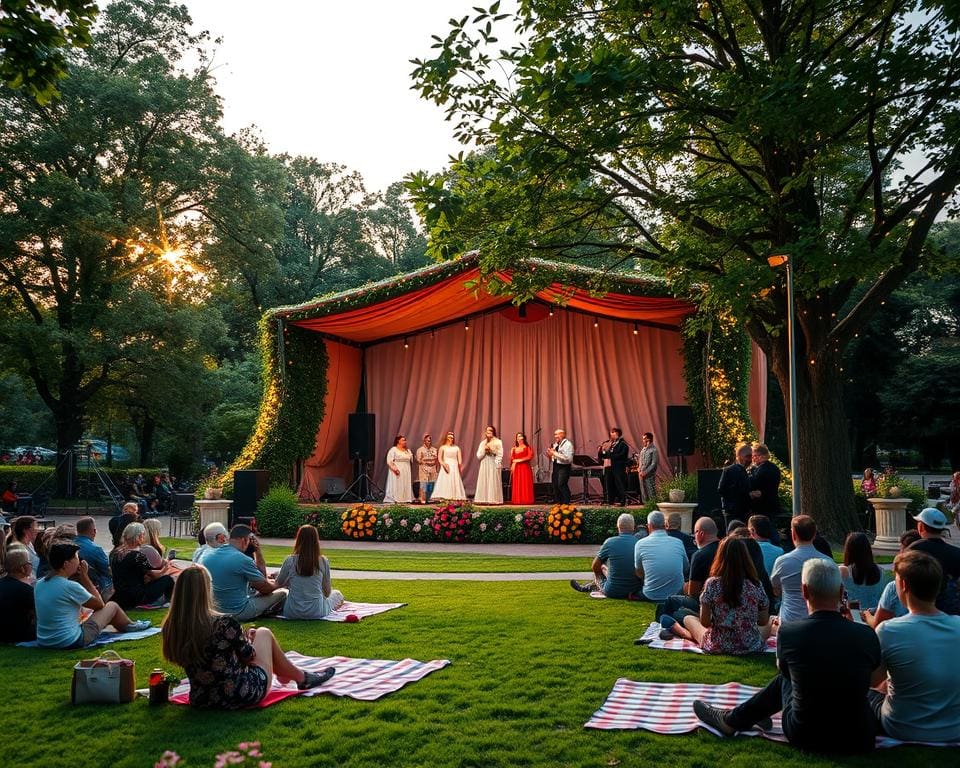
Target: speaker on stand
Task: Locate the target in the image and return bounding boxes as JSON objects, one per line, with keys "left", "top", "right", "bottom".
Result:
{"left": 666, "top": 405, "right": 695, "bottom": 474}
{"left": 341, "top": 413, "right": 383, "bottom": 502}
{"left": 233, "top": 470, "right": 270, "bottom": 527}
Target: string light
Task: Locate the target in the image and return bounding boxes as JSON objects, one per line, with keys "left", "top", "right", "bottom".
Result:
{"left": 464, "top": 318, "right": 470, "bottom": 331}
{"left": 548, "top": 307, "right": 554, "bottom": 317}
{"left": 593, "top": 317, "right": 599, "bottom": 328}
{"left": 633, "top": 322, "right": 639, "bottom": 335}
{"left": 403, "top": 337, "right": 409, "bottom": 349}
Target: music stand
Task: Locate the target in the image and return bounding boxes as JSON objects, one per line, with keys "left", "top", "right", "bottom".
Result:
{"left": 339, "top": 452, "right": 384, "bottom": 503}
{"left": 572, "top": 454, "right": 601, "bottom": 505}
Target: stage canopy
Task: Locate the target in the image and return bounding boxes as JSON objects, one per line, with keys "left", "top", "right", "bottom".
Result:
{"left": 266, "top": 255, "right": 766, "bottom": 499}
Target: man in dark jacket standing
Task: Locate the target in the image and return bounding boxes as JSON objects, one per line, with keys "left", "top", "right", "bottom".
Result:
{"left": 718, "top": 443, "right": 752, "bottom": 520}
{"left": 749, "top": 443, "right": 782, "bottom": 545}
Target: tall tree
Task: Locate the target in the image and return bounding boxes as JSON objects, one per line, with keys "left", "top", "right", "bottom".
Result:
{"left": 366, "top": 181, "right": 430, "bottom": 271}
{"left": 410, "top": 0, "right": 960, "bottom": 536}
{"left": 0, "top": 0, "right": 227, "bottom": 492}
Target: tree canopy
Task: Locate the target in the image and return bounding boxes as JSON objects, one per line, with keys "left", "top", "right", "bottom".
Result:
{"left": 410, "top": 0, "right": 960, "bottom": 535}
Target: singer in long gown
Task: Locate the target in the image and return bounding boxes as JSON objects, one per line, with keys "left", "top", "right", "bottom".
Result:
{"left": 383, "top": 435, "right": 413, "bottom": 503}
{"left": 510, "top": 432, "right": 535, "bottom": 505}
{"left": 473, "top": 426, "right": 503, "bottom": 504}
{"left": 432, "top": 432, "right": 467, "bottom": 501}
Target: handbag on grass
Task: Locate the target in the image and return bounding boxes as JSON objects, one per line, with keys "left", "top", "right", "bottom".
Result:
{"left": 71, "top": 650, "right": 136, "bottom": 704}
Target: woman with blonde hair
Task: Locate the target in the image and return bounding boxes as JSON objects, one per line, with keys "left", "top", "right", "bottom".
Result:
{"left": 431, "top": 431, "right": 467, "bottom": 501}
{"left": 275, "top": 525, "right": 344, "bottom": 619}
{"left": 162, "top": 566, "right": 334, "bottom": 708}
{"left": 110, "top": 522, "right": 175, "bottom": 608}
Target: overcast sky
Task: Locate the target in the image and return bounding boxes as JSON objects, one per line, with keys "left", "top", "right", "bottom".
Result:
{"left": 184, "top": 1, "right": 496, "bottom": 194}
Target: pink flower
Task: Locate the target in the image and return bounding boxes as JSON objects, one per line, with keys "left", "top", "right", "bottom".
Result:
{"left": 412, "top": 523, "right": 421, "bottom": 532}
{"left": 400, "top": 519, "right": 408, "bottom": 527}
{"left": 495, "top": 523, "right": 502, "bottom": 531}
{"left": 480, "top": 523, "right": 487, "bottom": 531}
{"left": 445, "top": 531, "right": 452, "bottom": 538}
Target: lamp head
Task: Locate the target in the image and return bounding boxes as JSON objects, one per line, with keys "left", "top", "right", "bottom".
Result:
{"left": 767, "top": 253, "right": 789, "bottom": 268}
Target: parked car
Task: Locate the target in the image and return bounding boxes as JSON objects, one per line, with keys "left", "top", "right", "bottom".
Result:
{"left": 81, "top": 439, "right": 132, "bottom": 463}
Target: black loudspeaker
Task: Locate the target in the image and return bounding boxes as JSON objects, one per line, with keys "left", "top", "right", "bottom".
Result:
{"left": 697, "top": 468, "right": 723, "bottom": 516}
{"left": 348, "top": 412, "right": 376, "bottom": 461}
{"left": 233, "top": 469, "right": 270, "bottom": 521}
{"left": 666, "top": 405, "right": 695, "bottom": 456}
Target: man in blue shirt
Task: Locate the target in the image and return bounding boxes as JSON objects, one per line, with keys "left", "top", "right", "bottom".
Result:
{"left": 748, "top": 514, "right": 783, "bottom": 577}
{"left": 202, "top": 524, "right": 287, "bottom": 620}
{"left": 771, "top": 515, "right": 833, "bottom": 624}
{"left": 75, "top": 517, "right": 113, "bottom": 599}
{"left": 570, "top": 513, "right": 644, "bottom": 598}
{"left": 633, "top": 511, "right": 689, "bottom": 602}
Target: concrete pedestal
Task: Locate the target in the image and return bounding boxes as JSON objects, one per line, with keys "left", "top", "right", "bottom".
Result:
{"left": 656, "top": 502, "right": 698, "bottom": 533}
{"left": 869, "top": 498, "right": 910, "bottom": 554}
{"left": 196, "top": 499, "right": 232, "bottom": 532}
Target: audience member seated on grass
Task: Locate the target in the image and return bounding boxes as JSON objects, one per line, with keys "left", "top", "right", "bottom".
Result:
{"left": 0, "top": 546, "right": 36, "bottom": 643}
{"left": 35, "top": 542, "right": 150, "bottom": 648}
{"left": 726, "top": 524, "right": 776, "bottom": 607}
{"left": 633, "top": 511, "right": 689, "bottom": 603}
{"left": 35, "top": 523, "right": 77, "bottom": 579}
{"left": 75, "top": 517, "right": 113, "bottom": 600}
{"left": 868, "top": 550, "right": 960, "bottom": 742}
{"left": 570, "top": 513, "right": 644, "bottom": 597}
{"left": 203, "top": 524, "right": 288, "bottom": 621}
{"left": 693, "top": 558, "right": 882, "bottom": 754}
{"left": 864, "top": 530, "right": 921, "bottom": 629}
{"left": 665, "top": 512, "right": 697, "bottom": 560}
{"left": 142, "top": 518, "right": 177, "bottom": 568}
{"left": 162, "top": 566, "right": 334, "bottom": 708}
{"left": 193, "top": 522, "right": 228, "bottom": 564}
{"left": 909, "top": 507, "right": 960, "bottom": 614}
{"left": 770, "top": 515, "right": 834, "bottom": 626}
{"left": 109, "top": 503, "right": 140, "bottom": 547}
{"left": 659, "top": 537, "right": 770, "bottom": 653}
{"left": 839, "top": 532, "right": 888, "bottom": 611}
{"left": 275, "top": 525, "right": 345, "bottom": 619}
{"left": 748, "top": 515, "right": 783, "bottom": 577}
{"left": 109, "top": 522, "right": 176, "bottom": 609}
{"left": 654, "top": 516, "right": 718, "bottom": 620}
{"left": 6, "top": 516, "right": 40, "bottom": 576}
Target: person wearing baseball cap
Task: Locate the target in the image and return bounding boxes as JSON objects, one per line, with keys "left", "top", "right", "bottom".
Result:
{"left": 909, "top": 507, "right": 960, "bottom": 614}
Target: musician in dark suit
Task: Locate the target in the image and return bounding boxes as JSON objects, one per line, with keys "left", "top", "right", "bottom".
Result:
{"left": 599, "top": 428, "right": 630, "bottom": 506}
{"left": 718, "top": 443, "right": 752, "bottom": 520}
{"left": 748, "top": 443, "right": 782, "bottom": 545}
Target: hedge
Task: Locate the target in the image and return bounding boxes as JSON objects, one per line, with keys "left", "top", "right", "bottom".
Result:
{"left": 0, "top": 466, "right": 167, "bottom": 494}
{"left": 254, "top": 500, "right": 655, "bottom": 545}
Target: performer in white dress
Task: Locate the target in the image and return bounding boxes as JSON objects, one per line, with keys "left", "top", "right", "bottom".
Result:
{"left": 473, "top": 426, "right": 503, "bottom": 504}
{"left": 383, "top": 435, "right": 414, "bottom": 503}
{"left": 432, "top": 432, "right": 467, "bottom": 501}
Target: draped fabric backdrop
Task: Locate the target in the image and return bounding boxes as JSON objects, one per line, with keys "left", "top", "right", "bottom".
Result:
{"left": 297, "top": 306, "right": 770, "bottom": 499}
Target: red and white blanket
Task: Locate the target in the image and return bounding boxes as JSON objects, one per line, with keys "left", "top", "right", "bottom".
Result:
{"left": 637, "top": 622, "right": 777, "bottom": 654}
{"left": 320, "top": 601, "right": 405, "bottom": 622}
{"left": 169, "top": 652, "right": 449, "bottom": 707}
{"left": 585, "top": 679, "right": 960, "bottom": 749}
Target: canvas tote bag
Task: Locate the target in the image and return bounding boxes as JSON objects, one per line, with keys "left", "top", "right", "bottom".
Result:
{"left": 71, "top": 650, "right": 136, "bottom": 704}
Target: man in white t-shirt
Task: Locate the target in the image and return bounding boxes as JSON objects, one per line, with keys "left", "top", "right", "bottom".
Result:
{"left": 771, "top": 515, "right": 833, "bottom": 624}
{"left": 869, "top": 550, "right": 960, "bottom": 742}
{"left": 633, "top": 511, "right": 689, "bottom": 602}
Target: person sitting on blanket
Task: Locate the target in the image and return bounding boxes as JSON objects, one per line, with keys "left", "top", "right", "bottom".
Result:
{"left": 34, "top": 522, "right": 77, "bottom": 579}
{"left": 193, "top": 522, "right": 228, "bottom": 564}
{"left": 863, "top": 529, "right": 920, "bottom": 629}
{"left": 275, "top": 525, "right": 345, "bottom": 619}
{"left": 76, "top": 517, "right": 113, "bottom": 600}
{"left": 748, "top": 514, "right": 783, "bottom": 577}
{"left": 839, "top": 531, "right": 888, "bottom": 612}
{"left": 693, "top": 558, "right": 882, "bottom": 754}
{"left": 666, "top": 512, "right": 697, "bottom": 560}
{"left": 34, "top": 542, "right": 150, "bottom": 648}
{"left": 161, "top": 566, "right": 334, "bottom": 709}
{"left": 109, "top": 503, "right": 140, "bottom": 548}
{"left": 109, "top": 522, "right": 176, "bottom": 609}
{"left": 0, "top": 545, "right": 36, "bottom": 643}
{"left": 633, "top": 511, "right": 689, "bottom": 603}
{"left": 570, "top": 513, "right": 644, "bottom": 597}
{"left": 202, "top": 524, "right": 288, "bottom": 621}
{"left": 653, "top": 516, "right": 718, "bottom": 621}
{"left": 659, "top": 537, "right": 770, "bottom": 654}
{"left": 727, "top": 524, "right": 776, "bottom": 607}
{"left": 867, "top": 550, "right": 960, "bottom": 742}
{"left": 770, "top": 515, "right": 834, "bottom": 626}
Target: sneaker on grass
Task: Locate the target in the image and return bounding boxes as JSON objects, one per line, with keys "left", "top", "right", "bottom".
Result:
{"left": 123, "top": 619, "right": 152, "bottom": 633}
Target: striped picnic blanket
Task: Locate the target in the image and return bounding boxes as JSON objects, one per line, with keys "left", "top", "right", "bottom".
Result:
{"left": 17, "top": 626, "right": 161, "bottom": 648}
{"left": 636, "top": 622, "right": 777, "bottom": 654}
{"left": 319, "top": 601, "right": 405, "bottom": 622}
{"left": 585, "top": 679, "right": 960, "bottom": 749}
{"left": 169, "top": 652, "right": 449, "bottom": 707}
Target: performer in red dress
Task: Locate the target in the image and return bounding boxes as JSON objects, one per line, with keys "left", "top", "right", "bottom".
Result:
{"left": 509, "top": 432, "right": 535, "bottom": 505}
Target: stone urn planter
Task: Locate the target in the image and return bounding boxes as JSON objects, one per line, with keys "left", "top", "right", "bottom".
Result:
{"left": 668, "top": 489, "right": 686, "bottom": 503}
{"left": 869, "top": 497, "right": 910, "bottom": 554}
{"left": 203, "top": 487, "right": 223, "bottom": 500}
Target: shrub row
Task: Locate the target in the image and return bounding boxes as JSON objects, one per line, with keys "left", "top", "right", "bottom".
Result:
{"left": 0, "top": 465, "right": 167, "bottom": 494}
{"left": 254, "top": 486, "right": 655, "bottom": 545}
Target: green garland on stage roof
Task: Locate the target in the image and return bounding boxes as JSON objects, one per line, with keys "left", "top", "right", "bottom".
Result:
{"left": 215, "top": 317, "right": 329, "bottom": 493}
{"left": 682, "top": 308, "right": 757, "bottom": 467}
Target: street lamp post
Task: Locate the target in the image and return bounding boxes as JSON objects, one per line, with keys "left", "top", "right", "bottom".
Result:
{"left": 767, "top": 253, "right": 801, "bottom": 517}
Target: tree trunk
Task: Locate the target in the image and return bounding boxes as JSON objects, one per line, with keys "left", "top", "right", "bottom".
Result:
{"left": 54, "top": 408, "right": 85, "bottom": 498}
{"left": 767, "top": 341, "right": 861, "bottom": 542}
{"left": 139, "top": 414, "right": 155, "bottom": 467}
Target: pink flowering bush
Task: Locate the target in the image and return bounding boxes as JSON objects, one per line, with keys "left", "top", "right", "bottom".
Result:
{"left": 156, "top": 743, "right": 270, "bottom": 768}
{"left": 430, "top": 502, "right": 475, "bottom": 542}
{"left": 520, "top": 509, "right": 547, "bottom": 541}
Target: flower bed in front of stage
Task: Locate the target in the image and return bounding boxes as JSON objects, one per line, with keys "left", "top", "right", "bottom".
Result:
{"left": 293, "top": 503, "right": 646, "bottom": 545}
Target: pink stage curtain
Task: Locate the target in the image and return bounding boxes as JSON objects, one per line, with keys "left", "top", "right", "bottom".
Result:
{"left": 364, "top": 310, "right": 689, "bottom": 495}
{"left": 749, "top": 343, "right": 767, "bottom": 442}
{"left": 297, "top": 340, "right": 362, "bottom": 501}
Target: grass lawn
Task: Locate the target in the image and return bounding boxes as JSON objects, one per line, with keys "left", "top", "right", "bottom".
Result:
{"left": 0, "top": 580, "right": 939, "bottom": 767}
{"left": 160, "top": 538, "right": 589, "bottom": 573}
